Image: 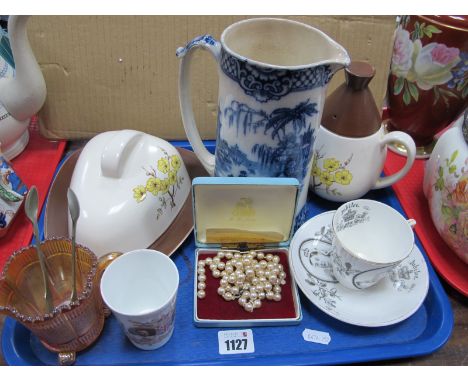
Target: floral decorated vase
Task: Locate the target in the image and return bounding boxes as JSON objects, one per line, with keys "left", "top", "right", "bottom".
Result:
{"left": 423, "top": 111, "right": 468, "bottom": 264}
{"left": 386, "top": 15, "right": 468, "bottom": 157}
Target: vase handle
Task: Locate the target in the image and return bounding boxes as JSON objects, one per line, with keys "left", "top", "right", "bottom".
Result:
{"left": 176, "top": 35, "right": 221, "bottom": 176}
{"left": 373, "top": 131, "right": 416, "bottom": 189}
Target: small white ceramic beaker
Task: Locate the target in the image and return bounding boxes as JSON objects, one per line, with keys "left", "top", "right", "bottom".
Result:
{"left": 100, "top": 249, "right": 179, "bottom": 350}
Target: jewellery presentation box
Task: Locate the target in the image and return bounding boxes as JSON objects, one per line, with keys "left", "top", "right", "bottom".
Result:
{"left": 192, "top": 177, "right": 303, "bottom": 327}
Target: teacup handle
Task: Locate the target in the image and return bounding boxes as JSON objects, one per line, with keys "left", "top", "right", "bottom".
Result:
{"left": 176, "top": 35, "right": 221, "bottom": 176}
{"left": 373, "top": 131, "right": 416, "bottom": 189}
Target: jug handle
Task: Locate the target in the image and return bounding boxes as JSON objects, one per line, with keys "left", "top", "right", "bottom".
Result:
{"left": 101, "top": 130, "right": 143, "bottom": 178}
{"left": 373, "top": 131, "right": 416, "bottom": 189}
{"left": 176, "top": 35, "right": 221, "bottom": 176}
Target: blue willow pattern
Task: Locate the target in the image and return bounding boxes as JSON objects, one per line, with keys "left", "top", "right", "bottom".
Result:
{"left": 215, "top": 99, "right": 318, "bottom": 184}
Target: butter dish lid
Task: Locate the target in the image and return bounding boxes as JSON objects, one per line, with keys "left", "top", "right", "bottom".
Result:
{"left": 192, "top": 177, "right": 299, "bottom": 248}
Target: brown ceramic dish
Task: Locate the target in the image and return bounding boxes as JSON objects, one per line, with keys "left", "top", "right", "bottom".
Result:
{"left": 44, "top": 147, "right": 208, "bottom": 256}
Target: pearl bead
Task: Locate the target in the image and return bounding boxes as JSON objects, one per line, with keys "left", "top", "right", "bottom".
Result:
{"left": 238, "top": 297, "right": 247, "bottom": 306}
{"left": 225, "top": 252, "right": 233, "bottom": 259}
{"left": 242, "top": 282, "right": 251, "bottom": 290}
{"left": 253, "top": 299, "right": 262, "bottom": 309}
{"left": 198, "top": 274, "right": 206, "bottom": 282}
{"left": 213, "top": 257, "right": 220, "bottom": 264}
{"left": 244, "top": 302, "right": 254, "bottom": 312}
{"left": 228, "top": 274, "right": 236, "bottom": 284}
{"left": 269, "top": 275, "right": 278, "bottom": 284}
{"left": 234, "top": 253, "right": 241, "bottom": 260}
{"left": 259, "top": 276, "right": 267, "bottom": 283}
{"left": 266, "top": 253, "right": 273, "bottom": 261}
{"left": 198, "top": 260, "right": 205, "bottom": 267}
{"left": 254, "top": 263, "right": 261, "bottom": 273}
{"left": 197, "top": 268, "right": 205, "bottom": 275}
{"left": 266, "top": 291, "right": 274, "bottom": 300}
{"left": 267, "top": 263, "right": 275, "bottom": 270}
{"left": 245, "top": 268, "right": 255, "bottom": 278}
{"left": 264, "top": 270, "right": 271, "bottom": 278}
{"left": 198, "top": 282, "right": 206, "bottom": 290}
{"left": 251, "top": 277, "right": 260, "bottom": 285}
{"left": 236, "top": 279, "right": 244, "bottom": 287}
{"left": 220, "top": 279, "right": 228, "bottom": 287}
{"left": 273, "top": 256, "right": 280, "bottom": 264}
{"left": 273, "top": 293, "right": 281, "bottom": 301}
{"left": 209, "top": 263, "right": 217, "bottom": 271}
{"left": 256, "top": 285, "right": 264, "bottom": 293}
{"left": 243, "top": 257, "right": 251, "bottom": 266}
{"left": 258, "top": 292, "right": 266, "bottom": 300}
{"left": 259, "top": 260, "right": 267, "bottom": 268}
{"left": 213, "top": 270, "right": 221, "bottom": 278}
{"left": 197, "top": 290, "right": 206, "bottom": 299}
{"left": 235, "top": 260, "right": 243, "bottom": 269}
{"left": 218, "top": 287, "right": 225, "bottom": 295}
{"left": 231, "top": 286, "right": 240, "bottom": 296}
{"left": 217, "top": 251, "right": 225, "bottom": 259}
{"left": 257, "top": 252, "right": 265, "bottom": 260}
{"left": 273, "top": 285, "right": 281, "bottom": 293}
{"left": 249, "top": 250, "right": 257, "bottom": 257}
{"left": 221, "top": 271, "right": 227, "bottom": 277}
{"left": 264, "top": 282, "right": 272, "bottom": 291}
{"left": 279, "top": 271, "right": 287, "bottom": 280}
{"left": 242, "top": 291, "right": 251, "bottom": 299}
{"left": 281, "top": 280, "right": 286, "bottom": 285}
{"left": 225, "top": 265, "right": 234, "bottom": 274}
{"left": 250, "top": 291, "right": 258, "bottom": 300}
{"left": 225, "top": 292, "right": 234, "bottom": 301}
{"left": 205, "top": 257, "right": 213, "bottom": 265}
{"left": 217, "top": 262, "right": 225, "bottom": 270}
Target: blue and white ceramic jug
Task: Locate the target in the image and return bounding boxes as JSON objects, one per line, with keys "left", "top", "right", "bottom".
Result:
{"left": 177, "top": 18, "right": 350, "bottom": 226}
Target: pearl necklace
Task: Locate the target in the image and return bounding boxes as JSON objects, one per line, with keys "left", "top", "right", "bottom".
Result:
{"left": 197, "top": 250, "right": 287, "bottom": 312}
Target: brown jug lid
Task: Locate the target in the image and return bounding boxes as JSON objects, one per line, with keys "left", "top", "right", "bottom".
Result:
{"left": 345, "top": 61, "right": 376, "bottom": 90}
{"left": 321, "top": 61, "right": 381, "bottom": 138}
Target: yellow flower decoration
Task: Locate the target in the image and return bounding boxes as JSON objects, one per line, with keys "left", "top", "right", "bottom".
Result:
{"left": 160, "top": 179, "right": 170, "bottom": 194}
{"left": 157, "top": 157, "right": 170, "bottom": 174}
{"left": 312, "top": 164, "right": 321, "bottom": 177}
{"left": 320, "top": 171, "right": 335, "bottom": 187}
{"left": 133, "top": 185, "right": 147, "bottom": 203}
{"left": 335, "top": 169, "right": 353, "bottom": 185}
{"left": 323, "top": 158, "right": 340, "bottom": 172}
{"left": 168, "top": 170, "right": 177, "bottom": 186}
{"left": 170, "top": 155, "right": 181, "bottom": 171}
{"left": 146, "top": 177, "right": 161, "bottom": 195}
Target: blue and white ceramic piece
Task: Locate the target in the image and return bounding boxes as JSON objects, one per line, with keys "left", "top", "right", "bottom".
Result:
{"left": 0, "top": 16, "right": 46, "bottom": 160}
{"left": 177, "top": 18, "right": 350, "bottom": 228}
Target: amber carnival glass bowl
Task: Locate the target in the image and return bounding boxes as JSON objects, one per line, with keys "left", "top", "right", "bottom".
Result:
{"left": 0, "top": 238, "right": 106, "bottom": 365}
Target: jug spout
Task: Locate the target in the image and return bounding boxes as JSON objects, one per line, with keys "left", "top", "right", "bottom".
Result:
{"left": 313, "top": 31, "right": 351, "bottom": 77}
{"left": 0, "top": 16, "right": 46, "bottom": 121}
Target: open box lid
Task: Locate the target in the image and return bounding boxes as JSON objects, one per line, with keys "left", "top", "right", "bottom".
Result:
{"left": 192, "top": 177, "right": 299, "bottom": 249}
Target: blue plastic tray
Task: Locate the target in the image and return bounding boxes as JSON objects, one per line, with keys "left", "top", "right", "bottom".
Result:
{"left": 1, "top": 141, "right": 453, "bottom": 365}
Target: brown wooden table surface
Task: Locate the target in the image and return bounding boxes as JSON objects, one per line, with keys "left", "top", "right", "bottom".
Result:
{"left": 0, "top": 277, "right": 466, "bottom": 366}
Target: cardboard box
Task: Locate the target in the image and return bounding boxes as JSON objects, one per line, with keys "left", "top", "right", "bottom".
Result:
{"left": 27, "top": 16, "right": 397, "bottom": 140}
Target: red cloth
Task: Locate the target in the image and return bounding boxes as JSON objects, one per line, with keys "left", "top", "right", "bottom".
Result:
{"left": 384, "top": 150, "right": 468, "bottom": 296}
{"left": 0, "top": 119, "right": 66, "bottom": 270}
{"left": 196, "top": 250, "right": 298, "bottom": 321}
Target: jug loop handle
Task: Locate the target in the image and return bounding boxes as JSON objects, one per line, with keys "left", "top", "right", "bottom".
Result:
{"left": 177, "top": 35, "right": 221, "bottom": 176}
{"left": 373, "top": 131, "right": 416, "bottom": 189}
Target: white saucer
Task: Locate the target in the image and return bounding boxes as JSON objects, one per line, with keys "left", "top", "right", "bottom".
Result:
{"left": 289, "top": 211, "right": 430, "bottom": 327}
